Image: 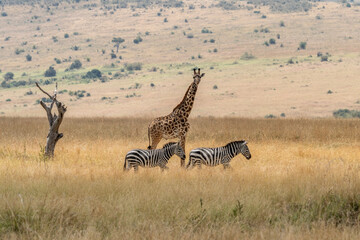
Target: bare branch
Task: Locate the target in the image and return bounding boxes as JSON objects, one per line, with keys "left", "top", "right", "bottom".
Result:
{"left": 36, "top": 82, "right": 54, "bottom": 100}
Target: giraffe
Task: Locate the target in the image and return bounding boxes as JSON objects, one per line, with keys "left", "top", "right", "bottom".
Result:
{"left": 147, "top": 68, "right": 205, "bottom": 167}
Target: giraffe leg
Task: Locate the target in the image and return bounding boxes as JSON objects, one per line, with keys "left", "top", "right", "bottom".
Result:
{"left": 179, "top": 136, "right": 186, "bottom": 168}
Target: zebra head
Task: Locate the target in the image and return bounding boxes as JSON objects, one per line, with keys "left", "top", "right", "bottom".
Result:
{"left": 193, "top": 68, "right": 205, "bottom": 85}
{"left": 239, "top": 141, "right": 251, "bottom": 160}
{"left": 227, "top": 141, "right": 251, "bottom": 160}
{"left": 163, "top": 142, "right": 186, "bottom": 160}
{"left": 174, "top": 143, "right": 186, "bottom": 160}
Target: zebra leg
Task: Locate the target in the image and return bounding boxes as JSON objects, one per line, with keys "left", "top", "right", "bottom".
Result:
{"left": 196, "top": 160, "right": 202, "bottom": 170}
{"left": 134, "top": 165, "right": 139, "bottom": 173}
{"left": 223, "top": 163, "right": 231, "bottom": 170}
{"left": 160, "top": 165, "right": 169, "bottom": 172}
{"left": 179, "top": 136, "right": 186, "bottom": 168}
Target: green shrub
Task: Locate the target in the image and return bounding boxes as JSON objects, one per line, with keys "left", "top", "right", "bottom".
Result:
{"left": 4, "top": 72, "right": 14, "bottom": 81}
{"left": 52, "top": 36, "right": 58, "bottom": 43}
{"left": 26, "top": 54, "right": 32, "bottom": 61}
{"left": 54, "top": 58, "right": 61, "bottom": 64}
{"left": 44, "top": 66, "right": 56, "bottom": 77}
{"left": 15, "top": 49, "right": 25, "bottom": 55}
{"left": 1, "top": 81, "right": 10, "bottom": 88}
{"left": 241, "top": 52, "right": 255, "bottom": 60}
{"left": 209, "top": 39, "right": 215, "bottom": 43}
{"left": 264, "top": 41, "right": 269, "bottom": 46}
{"left": 321, "top": 55, "right": 328, "bottom": 62}
{"left": 269, "top": 38, "right": 276, "bottom": 44}
{"left": 213, "top": 48, "right": 218, "bottom": 53}
{"left": 71, "top": 46, "right": 80, "bottom": 51}
{"left": 299, "top": 41, "right": 307, "bottom": 50}
{"left": 125, "top": 63, "right": 142, "bottom": 71}
{"left": 1, "top": 12, "right": 7, "bottom": 17}
{"left": 110, "top": 53, "right": 117, "bottom": 59}
{"left": 260, "top": 28, "right": 270, "bottom": 33}
{"left": 265, "top": 114, "right": 276, "bottom": 119}
{"left": 333, "top": 109, "right": 360, "bottom": 118}
{"left": 187, "top": 33, "right": 194, "bottom": 39}
{"left": 163, "top": 18, "right": 168, "bottom": 22}
{"left": 69, "top": 60, "right": 82, "bottom": 70}
{"left": 201, "top": 28, "right": 212, "bottom": 34}
{"left": 64, "top": 33, "right": 69, "bottom": 38}
{"left": 84, "top": 69, "right": 102, "bottom": 79}
{"left": 133, "top": 36, "right": 143, "bottom": 44}
{"left": 280, "top": 21, "right": 285, "bottom": 27}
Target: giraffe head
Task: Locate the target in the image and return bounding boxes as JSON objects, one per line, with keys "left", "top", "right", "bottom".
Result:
{"left": 193, "top": 68, "right": 205, "bottom": 85}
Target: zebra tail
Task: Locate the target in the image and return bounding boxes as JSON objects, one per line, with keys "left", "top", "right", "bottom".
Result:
{"left": 123, "top": 159, "right": 127, "bottom": 171}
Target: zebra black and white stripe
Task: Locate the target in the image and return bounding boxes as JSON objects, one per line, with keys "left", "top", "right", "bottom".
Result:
{"left": 186, "top": 140, "right": 251, "bottom": 169}
{"left": 124, "top": 142, "right": 186, "bottom": 172}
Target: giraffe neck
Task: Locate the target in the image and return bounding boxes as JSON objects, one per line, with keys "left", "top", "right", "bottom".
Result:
{"left": 172, "top": 82, "right": 198, "bottom": 119}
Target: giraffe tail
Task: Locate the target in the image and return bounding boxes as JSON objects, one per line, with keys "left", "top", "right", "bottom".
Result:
{"left": 147, "top": 126, "right": 151, "bottom": 149}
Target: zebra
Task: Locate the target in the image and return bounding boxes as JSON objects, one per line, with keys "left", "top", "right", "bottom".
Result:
{"left": 124, "top": 142, "right": 186, "bottom": 172}
{"left": 186, "top": 140, "right": 251, "bottom": 169}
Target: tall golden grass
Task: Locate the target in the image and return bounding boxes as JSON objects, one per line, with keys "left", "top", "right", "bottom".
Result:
{"left": 0, "top": 117, "right": 360, "bottom": 239}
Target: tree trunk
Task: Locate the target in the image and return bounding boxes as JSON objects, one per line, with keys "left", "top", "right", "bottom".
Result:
{"left": 36, "top": 83, "right": 67, "bottom": 158}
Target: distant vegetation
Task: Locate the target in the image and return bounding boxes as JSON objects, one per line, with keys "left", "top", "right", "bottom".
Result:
{"left": 44, "top": 66, "right": 56, "bottom": 77}
{"left": 299, "top": 41, "right": 307, "bottom": 50}
{"left": 240, "top": 52, "right": 255, "bottom": 60}
{"left": 83, "top": 69, "right": 102, "bottom": 79}
{"left": 69, "top": 60, "right": 82, "bottom": 70}
{"left": 125, "top": 62, "right": 142, "bottom": 71}
{"left": 246, "top": 0, "right": 312, "bottom": 12}
{"left": 333, "top": 109, "right": 360, "bottom": 118}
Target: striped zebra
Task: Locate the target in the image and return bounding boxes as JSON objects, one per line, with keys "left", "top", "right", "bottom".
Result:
{"left": 124, "top": 142, "right": 186, "bottom": 172}
{"left": 186, "top": 141, "right": 251, "bottom": 169}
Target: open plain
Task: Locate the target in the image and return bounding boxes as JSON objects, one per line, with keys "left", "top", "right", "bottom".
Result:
{"left": 0, "top": 0, "right": 360, "bottom": 117}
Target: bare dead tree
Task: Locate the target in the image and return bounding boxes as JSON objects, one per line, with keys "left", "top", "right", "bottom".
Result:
{"left": 36, "top": 82, "right": 67, "bottom": 158}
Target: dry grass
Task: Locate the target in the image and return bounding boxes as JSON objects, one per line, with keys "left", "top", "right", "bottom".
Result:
{"left": 1, "top": 117, "right": 360, "bottom": 239}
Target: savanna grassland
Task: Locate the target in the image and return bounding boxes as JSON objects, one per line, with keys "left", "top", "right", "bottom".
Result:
{"left": 1, "top": 117, "right": 360, "bottom": 239}
{"left": 0, "top": 0, "right": 360, "bottom": 117}
{"left": 1, "top": 0, "right": 360, "bottom": 239}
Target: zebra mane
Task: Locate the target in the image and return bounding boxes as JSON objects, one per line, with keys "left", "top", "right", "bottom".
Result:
{"left": 225, "top": 140, "right": 246, "bottom": 148}
{"left": 162, "top": 142, "right": 177, "bottom": 149}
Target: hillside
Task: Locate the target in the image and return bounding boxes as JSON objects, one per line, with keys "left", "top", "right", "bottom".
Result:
{"left": 0, "top": 0, "right": 360, "bottom": 118}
